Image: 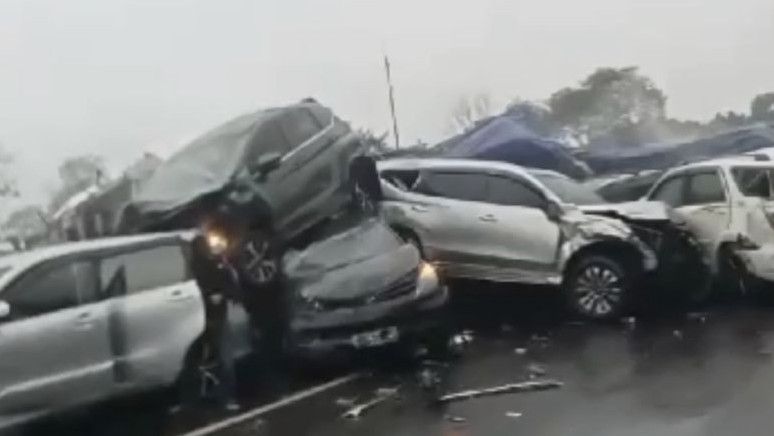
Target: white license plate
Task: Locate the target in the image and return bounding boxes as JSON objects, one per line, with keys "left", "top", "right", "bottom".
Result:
{"left": 351, "top": 326, "right": 400, "bottom": 348}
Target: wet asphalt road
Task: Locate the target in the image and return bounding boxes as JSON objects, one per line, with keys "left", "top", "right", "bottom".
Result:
{"left": 20, "top": 282, "right": 774, "bottom": 436}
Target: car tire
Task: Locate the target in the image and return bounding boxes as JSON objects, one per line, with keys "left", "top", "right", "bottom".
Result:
{"left": 564, "top": 255, "right": 633, "bottom": 320}
{"left": 235, "top": 230, "right": 281, "bottom": 288}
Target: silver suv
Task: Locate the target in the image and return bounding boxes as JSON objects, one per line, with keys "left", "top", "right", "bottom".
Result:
{"left": 378, "top": 158, "right": 664, "bottom": 319}
{"left": 0, "top": 234, "right": 250, "bottom": 430}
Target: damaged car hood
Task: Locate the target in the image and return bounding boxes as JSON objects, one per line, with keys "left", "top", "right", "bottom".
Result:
{"left": 578, "top": 201, "right": 672, "bottom": 222}
{"left": 285, "top": 218, "right": 419, "bottom": 302}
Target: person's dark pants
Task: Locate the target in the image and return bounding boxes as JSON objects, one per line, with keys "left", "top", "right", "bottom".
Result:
{"left": 212, "top": 305, "right": 237, "bottom": 403}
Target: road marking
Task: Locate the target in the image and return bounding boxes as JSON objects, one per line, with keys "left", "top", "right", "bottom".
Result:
{"left": 178, "top": 373, "right": 361, "bottom": 436}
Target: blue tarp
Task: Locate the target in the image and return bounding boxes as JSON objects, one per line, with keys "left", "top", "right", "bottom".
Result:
{"left": 436, "top": 116, "right": 591, "bottom": 179}
{"left": 583, "top": 124, "right": 774, "bottom": 174}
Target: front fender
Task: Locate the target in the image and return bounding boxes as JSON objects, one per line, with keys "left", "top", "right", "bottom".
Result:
{"left": 557, "top": 216, "right": 658, "bottom": 274}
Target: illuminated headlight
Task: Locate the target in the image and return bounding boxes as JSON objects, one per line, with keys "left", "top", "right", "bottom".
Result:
{"left": 416, "top": 262, "right": 439, "bottom": 296}
{"left": 206, "top": 231, "right": 229, "bottom": 256}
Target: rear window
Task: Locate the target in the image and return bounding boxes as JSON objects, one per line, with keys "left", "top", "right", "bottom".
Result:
{"left": 732, "top": 167, "right": 773, "bottom": 198}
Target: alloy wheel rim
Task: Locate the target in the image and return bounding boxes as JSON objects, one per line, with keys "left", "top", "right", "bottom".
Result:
{"left": 574, "top": 264, "right": 624, "bottom": 316}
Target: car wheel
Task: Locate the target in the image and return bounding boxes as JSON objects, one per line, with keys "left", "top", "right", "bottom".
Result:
{"left": 565, "top": 255, "right": 632, "bottom": 320}
{"left": 236, "top": 231, "right": 280, "bottom": 287}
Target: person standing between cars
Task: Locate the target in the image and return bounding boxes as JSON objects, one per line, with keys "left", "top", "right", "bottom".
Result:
{"left": 189, "top": 232, "right": 243, "bottom": 412}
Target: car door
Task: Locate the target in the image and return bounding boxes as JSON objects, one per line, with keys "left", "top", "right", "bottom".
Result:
{"left": 651, "top": 170, "right": 730, "bottom": 255}
{"left": 411, "top": 170, "right": 492, "bottom": 269}
{"left": 267, "top": 109, "right": 334, "bottom": 237}
{"left": 99, "top": 243, "right": 204, "bottom": 390}
{"left": 0, "top": 259, "right": 113, "bottom": 417}
{"left": 480, "top": 174, "right": 562, "bottom": 280}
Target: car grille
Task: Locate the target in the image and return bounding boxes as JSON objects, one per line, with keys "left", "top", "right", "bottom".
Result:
{"left": 315, "top": 269, "right": 418, "bottom": 310}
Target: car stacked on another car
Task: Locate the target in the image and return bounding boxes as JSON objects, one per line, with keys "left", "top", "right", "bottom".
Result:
{"left": 118, "top": 100, "right": 376, "bottom": 291}
{"left": 645, "top": 157, "right": 774, "bottom": 293}
{"left": 378, "top": 158, "right": 703, "bottom": 319}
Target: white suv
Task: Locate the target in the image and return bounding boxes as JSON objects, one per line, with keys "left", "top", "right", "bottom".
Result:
{"left": 646, "top": 157, "right": 774, "bottom": 291}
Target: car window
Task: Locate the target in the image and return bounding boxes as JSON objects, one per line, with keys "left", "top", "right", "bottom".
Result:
{"left": 651, "top": 176, "right": 686, "bottom": 207}
{"left": 685, "top": 172, "right": 726, "bottom": 205}
{"left": 3, "top": 261, "right": 95, "bottom": 319}
{"left": 101, "top": 245, "right": 188, "bottom": 296}
{"left": 732, "top": 167, "right": 772, "bottom": 198}
{"left": 485, "top": 176, "right": 546, "bottom": 208}
{"left": 281, "top": 110, "right": 323, "bottom": 151}
{"left": 248, "top": 118, "right": 293, "bottom": 162}
{"left": 415, "top": 171, "right": 488, "bottom": 202}
{"left": 530, "top": 173, "right": 605, "bottom": 205}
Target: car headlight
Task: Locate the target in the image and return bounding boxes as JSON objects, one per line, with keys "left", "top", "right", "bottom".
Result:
{"left": 416, "top": 262, "right": 439, "bottom": 296}
{"left": 206, "top": 231, "right": 229, "bottom": 256}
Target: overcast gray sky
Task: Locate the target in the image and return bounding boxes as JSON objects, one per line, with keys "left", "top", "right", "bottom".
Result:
{"left": 1, "top": 0, "right": 773, "bottom": 209}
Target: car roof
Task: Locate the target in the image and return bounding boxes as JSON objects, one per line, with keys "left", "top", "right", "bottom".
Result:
{"left": 0, "top": 232, "right": 194, "bottom": 290}
{"left": 377, "top": 158, "right": 566, "bottom": 178}
{"left": 665, "top": 157, "right": 774, "bottom": 174}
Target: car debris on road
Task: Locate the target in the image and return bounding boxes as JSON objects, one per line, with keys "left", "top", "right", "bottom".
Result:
{"left": 505, "top": 411, "right": 523, "bottom": 419}
{"left": 435, "top": 380, "right": 563, "bottom": 404}
{"left": 341, "top": 386, "right": 401, "bottom": 420}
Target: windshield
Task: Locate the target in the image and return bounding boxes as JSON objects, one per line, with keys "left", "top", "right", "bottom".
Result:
{"left": 532, "top": 173, "right": 606, "bottom": 205}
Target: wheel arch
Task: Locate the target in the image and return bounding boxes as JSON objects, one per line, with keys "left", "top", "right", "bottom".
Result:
{"left": 562, "top": 239, "right": 645, "bottom": 286}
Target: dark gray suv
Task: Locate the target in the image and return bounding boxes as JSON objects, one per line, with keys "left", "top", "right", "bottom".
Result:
{"left": 119, "top": 100, "right": 375, "bottom": 287}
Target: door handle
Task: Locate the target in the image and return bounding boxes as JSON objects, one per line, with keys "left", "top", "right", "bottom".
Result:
{"left": 478, "top": 214, "right": 497, "bottom": 222}
{"left": 167, "top": 289, "right": 188, "bottom": 301}
{"left": 74, "top": 312, "right": 93, "bottom": 329}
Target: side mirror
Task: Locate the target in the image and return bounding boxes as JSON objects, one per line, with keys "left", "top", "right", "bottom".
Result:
{"left": 251, "top": 152, "right": 282, "bottom": 176}
{"left": 0, "top": 301, "right": 10, "bottom": 320}
{"left": 545, "top": 202, "right": 563, "bottom": 221}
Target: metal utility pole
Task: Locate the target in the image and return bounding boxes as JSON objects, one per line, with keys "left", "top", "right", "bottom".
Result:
{"left": 383, "top": 55, "right": 401, "bottom": 149}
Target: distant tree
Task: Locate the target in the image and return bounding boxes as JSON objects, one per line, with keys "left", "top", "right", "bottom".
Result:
{"left": 449, "top": 93, "right": 494, "bottom": 133}
{"left": 751, "top": 93, "right": 774, "bottom": 122}
{"left": 548, "top": 67, "right": 667, "bottom": 145}
{"left": 49, "top": 154, "right": 108, "bottom": 213}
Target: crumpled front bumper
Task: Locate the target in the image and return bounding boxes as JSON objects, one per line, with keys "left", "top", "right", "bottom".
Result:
{"left": 285, "top": 285, "right": 449, "bottom": 359}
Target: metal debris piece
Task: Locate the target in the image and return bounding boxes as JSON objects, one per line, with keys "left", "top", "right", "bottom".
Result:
{"left": 505, "top": 411, "right": 523, "bottom": 419}
{"left": 526, "top": 363, "right": 547, "bottom": 378}
{"left": 673, "top": 329, "right": 684, "bottom": 340}
{"left": 514, "top": 348, "right": 528, "bottom": 355}
{"left": 621, "top": 316, "right": 637, "bottom": 328}
{"left": 445, "top": 415, "right": 467, "bottom": 424}
{"left": 436, "top": 380, "right": 563, "bottom": 404}
{"left": 530, "top": 334, "right": 550, "bottom": 342}
{"left": 448, "top": 332, "right": 474, "bottom": 355}
{"left": 686, "top": 312, "right": 708, "bottom": 323}
{"left": 335, "top": 397, "right": 358, "bottom": 408}
{"left": 342, "top": 387, "right": 399, "bottom": 420}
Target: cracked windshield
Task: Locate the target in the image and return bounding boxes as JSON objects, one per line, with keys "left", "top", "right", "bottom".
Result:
{"left": 2, "top": 0, "right": 774, "bottom": 435}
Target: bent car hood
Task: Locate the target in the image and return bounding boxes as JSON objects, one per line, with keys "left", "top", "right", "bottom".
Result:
{"left": 579, "top": 201, "right": 672, "bottom": 222}
{"left": 284, "top": 218, "right": 420, "bottom": 302}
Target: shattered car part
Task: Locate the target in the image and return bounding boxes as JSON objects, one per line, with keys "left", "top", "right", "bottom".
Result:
{"left": 376, "top": 158, "right": 688, "bottom": 319}
{"left": 505, "top": 411, "right": 524, "bottom": 419}
{"left": 526, "top": 363, "right": 548, "bottom": 378}
{"left": 341, "top": 386, "right": 400, "bottom": 420}
{"left": 646, "top": 160, "right": 774, "bottom": 290}
{"left": 283, "top": 214, "right": 450, "bottom": 360}
{"left": 436, "top": 380, "right": 563, "bottom": 404}
{"left": 119, "top": 100, "right": 375, "bottom": 288}
{"left": 514, "top": 348, "right": 528, "bottom": 355}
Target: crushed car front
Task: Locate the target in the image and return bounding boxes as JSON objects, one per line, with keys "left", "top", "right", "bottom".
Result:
{"left": 283, "top": 215, "right": 448, "bottom": 359}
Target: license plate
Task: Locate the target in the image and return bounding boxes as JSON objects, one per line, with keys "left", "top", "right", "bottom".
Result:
{"left": 351, "top": 326, "right": 400, "bottom": 348}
